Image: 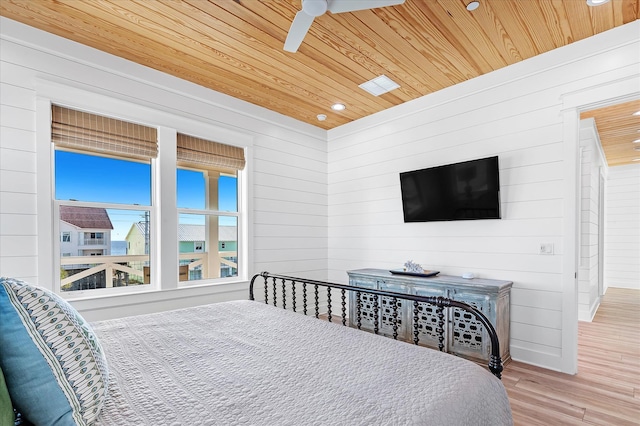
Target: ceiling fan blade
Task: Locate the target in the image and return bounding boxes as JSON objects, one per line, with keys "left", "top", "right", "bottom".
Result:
{"left": 327, "top": 0, "right": 405, "bottom": 14}
{"left": 284, "top": 11, "right": 316, "bottom": 52}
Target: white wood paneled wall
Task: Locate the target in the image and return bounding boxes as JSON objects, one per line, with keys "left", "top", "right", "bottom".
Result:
{"left": 0, "top": 64, "right": 37, "bottom": 283}
{"left": 252, "top": 136, "right": 328, "bottom": 279}
{"left": 605, "top": 164, "right": 640, "bottom": 290}
{"left": 327, "top": 22, "right": 640, "bottom": 371}
{"left": 0, "top": 17, "right": 327, "bottom": 320}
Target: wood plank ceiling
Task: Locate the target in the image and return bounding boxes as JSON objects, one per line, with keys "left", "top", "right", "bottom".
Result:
{"left": 1, "top": 0, "right": 639, "bottom": 165}
{"left": 581, "top": 100, "right": 640, "bottom": 167}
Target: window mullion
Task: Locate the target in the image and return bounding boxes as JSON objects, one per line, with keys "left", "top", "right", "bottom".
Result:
{"left": 157, "top": 127, "right": 179, "bottom": 289}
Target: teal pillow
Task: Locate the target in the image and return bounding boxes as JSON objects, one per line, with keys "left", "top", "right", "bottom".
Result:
{"left": 0, "top": 364, "right": 14, "bottom": 426}
{"left": 0, "top": 277, "right": 108, "bottom": 425}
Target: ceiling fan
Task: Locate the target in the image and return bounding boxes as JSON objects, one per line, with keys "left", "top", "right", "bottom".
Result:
{"left": 284, "top": 0, "right": 406, "bottom": 52}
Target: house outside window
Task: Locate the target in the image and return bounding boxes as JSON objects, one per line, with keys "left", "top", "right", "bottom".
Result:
{"left": 61, "top": 232, "right": 71, "bottom": 242}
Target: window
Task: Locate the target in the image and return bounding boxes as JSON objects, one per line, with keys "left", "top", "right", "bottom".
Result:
{"left": 48, "top": 103, "right": 247, "bottom": 297}
{"left": 176, "top": 133, "right": 244, "bottom": 283}
{"left": 53, "top": 105, "right": 156, "bottom": 294}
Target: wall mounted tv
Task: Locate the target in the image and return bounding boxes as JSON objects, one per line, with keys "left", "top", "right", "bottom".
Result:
{"left": 400, "top": 156, "right": 501, "bottom": 222}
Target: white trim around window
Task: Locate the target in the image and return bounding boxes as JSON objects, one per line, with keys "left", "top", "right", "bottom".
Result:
{"left": 36, "top": 80, "right": 253, "bottom": 300}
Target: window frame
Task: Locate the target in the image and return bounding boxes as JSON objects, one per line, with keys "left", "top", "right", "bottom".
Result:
{"left": 36, "top": 86, "right": 251, "bottom": 300}
{"left": 53, "top": 199, "right": 156, "bottom": 297}
{"left": 176, "top": 164, "right": 241, "bottom": 284}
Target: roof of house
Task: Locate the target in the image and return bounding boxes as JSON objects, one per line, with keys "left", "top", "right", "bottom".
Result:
{"left": 130, "top": 222, "right": 236, "bottom": 242}
{"left": 178, "top": 224, "right": 237, "bottom": 242}
{"left": 178, "top": 223, "right": 205, "bottom": 242}
{"left": 60, "top": 206, "right": 113, "bottom": 230}
{"left": 218, "top": 225, "right": 236, "bottom": 242}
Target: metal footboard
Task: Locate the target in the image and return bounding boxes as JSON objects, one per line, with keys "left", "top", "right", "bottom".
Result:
{"left": 249, "top": 271, "right": 504, "bottom": 379}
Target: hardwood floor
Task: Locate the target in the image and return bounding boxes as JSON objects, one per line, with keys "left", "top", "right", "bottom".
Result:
{"left": 502, "top": 288, "right": 640, "bottom": 425}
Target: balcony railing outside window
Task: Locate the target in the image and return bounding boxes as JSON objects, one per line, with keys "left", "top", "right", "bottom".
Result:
{"left": 60, "top": 251, "right": 237, "bottom": 291}
{"left": 60, "top": 254, "right": 149, "bottom": 291}
{"left": 83, "top": 238, "right": 106, "bottom": 245}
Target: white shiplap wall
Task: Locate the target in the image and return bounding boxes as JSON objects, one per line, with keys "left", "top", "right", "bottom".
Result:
{"left": 0, "top": 17, "right": 327, "bottom": 320}
{"left": 605, "top": 164, "right": 640, "bottom": 290}
{"left": 327, "top": 22, "right": 640, "bottom": 371}
{"left": 577, "top": 119, "right": 606, "bottom": 321}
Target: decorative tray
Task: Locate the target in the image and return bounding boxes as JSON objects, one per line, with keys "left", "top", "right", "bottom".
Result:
{"left": 389, "top": 269, "right": 440, "bottom": 278}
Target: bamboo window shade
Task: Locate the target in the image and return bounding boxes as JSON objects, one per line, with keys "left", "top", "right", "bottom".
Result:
{"left": 177, "top": 133, "right": 245, "bottom": 172}
{"left": 51, "top": 105, "right": 158, "bottom": 160}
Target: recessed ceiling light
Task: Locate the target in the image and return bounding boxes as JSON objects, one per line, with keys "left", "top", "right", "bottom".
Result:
{"left": 316, "top": 114, "right": 327, "bottom": 121}
{"left": 466, "top": 1, "right": 480, "bottom": 11}
{"left": 586, "top": 0, "right": 610, "bottom": 5}
{"left": 359, "top": 75, "right": 400, "bottom": 96}
{"left": 331, "top": 103, "right": 346, "bottom": 111}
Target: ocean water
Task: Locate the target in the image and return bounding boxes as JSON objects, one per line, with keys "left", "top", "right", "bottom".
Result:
{"left": 111, "top": 241, "right": 127, "bottom": 255}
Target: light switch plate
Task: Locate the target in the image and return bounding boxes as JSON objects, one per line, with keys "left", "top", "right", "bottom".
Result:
{"left": 539, "top": 243, "right": 554, "bottom": 255}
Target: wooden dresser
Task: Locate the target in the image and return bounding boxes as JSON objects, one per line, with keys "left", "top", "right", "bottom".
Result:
{"left": 347, "top": 268, "right": 512, "bottom": 364}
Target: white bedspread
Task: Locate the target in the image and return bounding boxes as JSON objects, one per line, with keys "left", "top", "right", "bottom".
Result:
{"left": 92, "top": 300, "right": 512, "bottom": 425}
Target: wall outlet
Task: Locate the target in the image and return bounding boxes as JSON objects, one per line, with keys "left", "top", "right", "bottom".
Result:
{"left": 539, "top": 243, "right": 554, "bottom": 255}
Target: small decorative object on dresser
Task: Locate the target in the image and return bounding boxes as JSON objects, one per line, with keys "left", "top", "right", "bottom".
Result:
{"left": 347, "top": 268, "right": 512, "bottom": 365}
{"left": 404, "top": 260, "right": 423, "bottom": 273}
{"left": 389, "top": 260, "right": 440, "bottom": 278}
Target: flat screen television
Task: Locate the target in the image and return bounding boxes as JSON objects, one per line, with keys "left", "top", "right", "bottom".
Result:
{"left": 400, "top": 156, "right": 501, "bottom": 222}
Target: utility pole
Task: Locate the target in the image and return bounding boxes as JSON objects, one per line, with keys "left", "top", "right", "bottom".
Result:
{"left": 144, "top": 211, "right": 150, "bottom": 255}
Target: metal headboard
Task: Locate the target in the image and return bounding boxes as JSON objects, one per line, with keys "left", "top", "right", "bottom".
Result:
{"left": 250, "top": 271, "right": 503, "bottom": 379}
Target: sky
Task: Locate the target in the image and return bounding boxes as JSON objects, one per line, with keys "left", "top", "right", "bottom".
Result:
{"left": 55, "top": 151, "right": 238, "bottom": 240}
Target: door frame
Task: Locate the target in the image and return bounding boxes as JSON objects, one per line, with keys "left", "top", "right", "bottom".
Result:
{"left": 560, "top": 78, "right": 639, "bottom": 374}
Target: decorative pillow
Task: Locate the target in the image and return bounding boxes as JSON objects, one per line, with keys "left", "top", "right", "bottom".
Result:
{"left": 0, "top": 277, "right": 108, "bottom": 425}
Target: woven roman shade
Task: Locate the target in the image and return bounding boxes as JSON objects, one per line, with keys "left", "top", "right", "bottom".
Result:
{"left": 177, "top": 133, "right": 245, "bottom": 172}
{"left": 52, "top": 105, "right": 158, "bottom": 160}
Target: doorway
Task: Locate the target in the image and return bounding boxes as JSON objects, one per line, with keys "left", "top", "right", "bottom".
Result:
{"left": 561, "top": 85, "right": 639, "bottom": 375}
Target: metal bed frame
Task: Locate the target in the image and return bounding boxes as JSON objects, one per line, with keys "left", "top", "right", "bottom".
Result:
{"left": 250, "top": 271, "right": 504, "bottom": 379}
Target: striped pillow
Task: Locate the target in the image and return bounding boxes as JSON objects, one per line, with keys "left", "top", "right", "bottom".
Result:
{"left": 0, "top": 277, "right": 109, "bottom": 425}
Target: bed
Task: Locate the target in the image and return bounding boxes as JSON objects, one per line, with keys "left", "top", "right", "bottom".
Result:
{"left": 0, "top": 273, "right": 513, "bottom": 426}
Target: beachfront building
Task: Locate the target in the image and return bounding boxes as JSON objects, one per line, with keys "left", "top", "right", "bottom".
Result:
{"left": 59, "top": 205, "right": 113, "bottom": 258}
{"left": 59, "top": 206, "right": 114, "bottom": 291}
